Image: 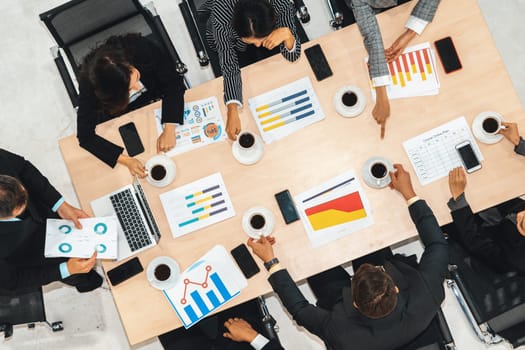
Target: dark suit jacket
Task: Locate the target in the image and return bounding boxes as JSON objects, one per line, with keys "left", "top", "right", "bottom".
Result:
{"left": 261, "top": 339, "right": 284, "bottom": 350}
{"left": 450, "top": 205, "right": 525, "bottom": 274}
{"left": 0, "top": 149, "right": 68, "bottom": 291}
{"left": 268, "top": 200, "right": 448, "bottom": 350}
{"left": 77, "top": 35, "right": 186, "bottom": 167}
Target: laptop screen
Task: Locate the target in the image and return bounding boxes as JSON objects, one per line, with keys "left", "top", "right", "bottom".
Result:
{"left": 133, "top": 177, "right": 162, "bottom": 243}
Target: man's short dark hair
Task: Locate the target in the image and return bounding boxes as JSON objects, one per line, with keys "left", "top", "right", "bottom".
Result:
{"left": 232, "top": 0, "right": 276, "bottom": 38}
{"left": 0, "top": 175, "right": 28, "bottom": 218}
{"left": 351, "top": 263, "right": 397, "bottom": 319}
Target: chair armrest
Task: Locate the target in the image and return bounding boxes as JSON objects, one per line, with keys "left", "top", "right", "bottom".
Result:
{"left": 50, "top": 46, "right": 78, "bottom": 108}
{"left": 293, "top": 0, "right": 310, "bottom": 23}
{"left": 143, "top": 2, "right": 188, "bottom": 75}
{"left": 257, "top": 296, "right": 280, "bottom": 343}
{"left": 436, "top": 308, "right": 454, "bottom": 346}
{"left": 178, "top": 0, "right": 209, "bottom": 66}
{"left": 326, "top": 0, "right": 344, "bottom": 28}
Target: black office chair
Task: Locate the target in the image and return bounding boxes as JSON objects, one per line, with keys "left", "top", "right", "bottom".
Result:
{"left": 446, "top": 238, "right": 525, "bottom": 348}
{"left": 158, "top": 296, "right": 280, "bottom": 349}
{"left": 0, "top": 286, "right": 63, "bottom": 339}
{"left": 179, "top": 0, "right": 309, "bottom": 77}
{"left": 39, "top": 0, "right": 188, "bottom": 108}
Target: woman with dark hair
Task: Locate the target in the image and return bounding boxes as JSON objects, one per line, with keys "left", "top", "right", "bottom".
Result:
{"left": 199, "top": 0, "right": 301, "bottom": 140}
{"left": 77, "top": 33, "right": 186, "bottom": 177}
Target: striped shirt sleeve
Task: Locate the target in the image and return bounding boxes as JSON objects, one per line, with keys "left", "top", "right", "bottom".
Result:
{"left": 273, "top": 0, "right": 301, "bottom": 62}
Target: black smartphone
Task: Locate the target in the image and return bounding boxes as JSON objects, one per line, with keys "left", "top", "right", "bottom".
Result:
{"left": 275, "top": 189, "right": 300, "bottom": 224}
{"left": 231, "top": 244, "right": 260, "bottom": 279}
{"left": 106, "top": 257, "right": 144, "bottom": 286}
{"left": 434, "top": 37, "right": 462, "bottom": 73}
{"left": 304, "top": 44, "right": 333, "bottom": 81}
{"left": 118, "top": 122, "right": 145, "bottom": 156}
{"left": 455, "top": 141, "right": 482, "bottom": 173}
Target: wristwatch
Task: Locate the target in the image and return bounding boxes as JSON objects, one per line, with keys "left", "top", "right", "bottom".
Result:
{"left": 264, "top": 258, "right": 279, "bottom": 271}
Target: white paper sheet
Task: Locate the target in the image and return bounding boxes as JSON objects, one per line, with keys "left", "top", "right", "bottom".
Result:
{"left": 155, "top": 96, "right": 226, "bottom": 156}
{"left": 160, "top": 172, "right": 235, "bottom": 238}
{"left": 403, "top": 116, "right": 483, "bottom": 186}
{"left": 294, "top": 170, "right": 374, "bottom": 248}
{"left": 45, "top": 217, "right": 118, "bottom": 259}
{"left": 248, "top": 77, "right": 325, "bottom": 144}
{"left": 368, "top": 42, "right": 440, "bottom": 100}
{"left": 163, "top": 245, "right": 247, "bottom": 328}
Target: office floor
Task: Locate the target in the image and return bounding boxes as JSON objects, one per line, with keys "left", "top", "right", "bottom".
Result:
{"left": 1, "top": 0, "right": 524, "bottom": 349}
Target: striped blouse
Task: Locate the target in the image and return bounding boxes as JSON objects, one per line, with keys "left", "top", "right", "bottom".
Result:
{"left": 200, "top": 0, "right": 301, "bottom": 106}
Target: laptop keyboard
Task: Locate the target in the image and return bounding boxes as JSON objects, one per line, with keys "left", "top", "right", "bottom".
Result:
{"left": 110, "top": 189, "right": 152, "bottom": 252}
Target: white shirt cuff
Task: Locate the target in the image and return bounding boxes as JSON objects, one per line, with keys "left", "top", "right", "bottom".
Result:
{"left": 407, "top": 196, "right": 421, "bottom": 206}
{"left": 226, "top": 99, "right": 243, "bottom": 108}
{"left": 372, "top": 75, "right": 391, "bottom": 87}
{"left": 52, "top": 197, "right": 65, "bottom": 212}
{"left": 250, "top": 334, "right": 270, "bottom": 350}
{"left": 406, "top": 16, "right": 429, "bottom": 35}
{"left": 286, "top": 39, "right": 297, "bottom": 53}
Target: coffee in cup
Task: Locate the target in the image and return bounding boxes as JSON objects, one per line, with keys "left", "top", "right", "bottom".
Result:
{"left": 154, "top": 263, "right": 171, "bottom": 281}
{"left": 150, "top": 164, "right": 167, "bottom": 181}
{"left": 239, "top": 132, "right": 255, "bottom": 149}
{"left": 342, "top": 92, "right": 358, "bottom": 107}
{"left": 370, "top": 162, "right": 388, "bottom": 179}
{"left": 482, "top": 116, "right": 501, "bottom": 135}
{"left": 250, "top": 214, "right": 266, "bottom": 230}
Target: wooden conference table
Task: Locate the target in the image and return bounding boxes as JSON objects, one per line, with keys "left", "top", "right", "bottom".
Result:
{"left": 59, "top": 0, "right": 525, "bottom": 345}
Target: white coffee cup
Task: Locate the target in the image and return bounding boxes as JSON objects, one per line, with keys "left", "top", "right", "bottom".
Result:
{"left": 481, "top": 114, "right": 503, "bottom": 136}
{"left": 145, "top": 154, "right": 176, "bottom": 188}
{"left": 369, "top": 161, "right": 389, "bottom": 185}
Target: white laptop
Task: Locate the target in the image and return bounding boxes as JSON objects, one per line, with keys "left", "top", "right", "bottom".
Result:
{"left": 91, "top": 177, "right": 161, "bottom": 261}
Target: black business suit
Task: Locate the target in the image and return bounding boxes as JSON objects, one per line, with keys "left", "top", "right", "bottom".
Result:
{"left": 77, "top": 34, "right": 186, "bottom": 167}
{"left": 268, "top": 200, "right": 448, "bottom": 350}
{"left": 0, "top": 149, "right": 101, "bottom": 292}
{"left": 446, "top": 140, "right": 525, "bottom": 274}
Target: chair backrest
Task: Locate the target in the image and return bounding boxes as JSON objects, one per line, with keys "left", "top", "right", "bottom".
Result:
{"left": 40, "top": 0, "right": 159, "bottom": 77}
{"left": 0, "top": 287, "right": 46, "bottom": 326}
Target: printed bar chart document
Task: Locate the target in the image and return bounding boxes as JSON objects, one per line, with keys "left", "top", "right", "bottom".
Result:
{"left": 248, "top": 77, "right": 325, "bottom": 144}
{"left": 160, "top": 173, "right": 235, "bottom": 238}
{"left": 163, "top": 245, "right": 247, "bottom": 328}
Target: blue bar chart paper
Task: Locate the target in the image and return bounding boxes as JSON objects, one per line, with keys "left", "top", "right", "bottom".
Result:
{"left": 248, "top": 77, "right": 325, "bottom": 144}
{"left": 163, "top": 245, "right": 248, "bottom": 328}
{"left": 160, "top": 173, "right": 235, "bottom": 238}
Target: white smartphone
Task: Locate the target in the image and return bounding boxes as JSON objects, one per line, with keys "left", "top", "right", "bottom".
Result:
{"left": 455, "top": 141, "right": 482, "bottom": 173}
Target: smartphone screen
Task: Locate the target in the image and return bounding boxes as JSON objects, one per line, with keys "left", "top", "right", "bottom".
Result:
{"left": 275, "top": 190, "right": 300, "bottom": 224}
{"left": 231, "top": 244, "right": 260, "bottom": 279}
{"left": 107, "top": 257, "right": 144, "bottom": 286}
{"left": 434, "top": 37, "right": 462, "bottom": 73}
{"left": 118, "top": 122, "right": 145, "bottom": 157}
{"left": 304, "top": 44, "right": 333, "bottom": 81}
{"left": 456, "top": 142, "right": 481, "bottom": 173}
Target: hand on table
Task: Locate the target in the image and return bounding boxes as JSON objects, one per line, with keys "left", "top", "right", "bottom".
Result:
{"left": 385, "top": 29, "right": 417, "bottom": 62}
{"left": 223, "top": 318, "right": 259, "bottom": 343}
{"left": 263, "top": 27, "right": 294, "bottom": 50}
{"left": 247, "top": 236, "right": 276, "bottom": 263}
{"left": 57, "top": 201, "right": 89, "bottom": 229}
{"left": 448, "top": 167, "right": 467, "bottom": 200}
{"left": 67, "top": 251, "right": 98, "bottom": 275}
{"left": 157, "top": 124, "right": 177, "bottom": 153}
{"left": 373, "top": 87, "right": 390, "bottom": 139}
{"left": 118, "top": 155, "right": 147, "bottom": 178}
{"left": 226, "top": 104, "right": 241, "bottom": 140}
{"left": 389, "top": 164, "right": 416, "bottom": 200}
{"left": 499, "top": 122, "right": 520, "bottom": 146}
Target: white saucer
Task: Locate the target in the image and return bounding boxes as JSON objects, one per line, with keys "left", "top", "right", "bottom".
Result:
{"left": 334, "top": 85, "right": 366, "bottom": 118}
{"left": 362, "top": 157, "right": 394, "bottom": 189}
{"left": 147, "top": 256, "right": 180, "bottom": 290}
{"left": 232, "top": 134, "right": 264, "bottom": 165}
{"left": 242, "top": 207, "right": 275, "bottom": 239}
{"left": 472, "top": 111, "right": 504, "bottom": 145}
{"left": 145, "top": 155, "right": 177, "bottom": 188}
